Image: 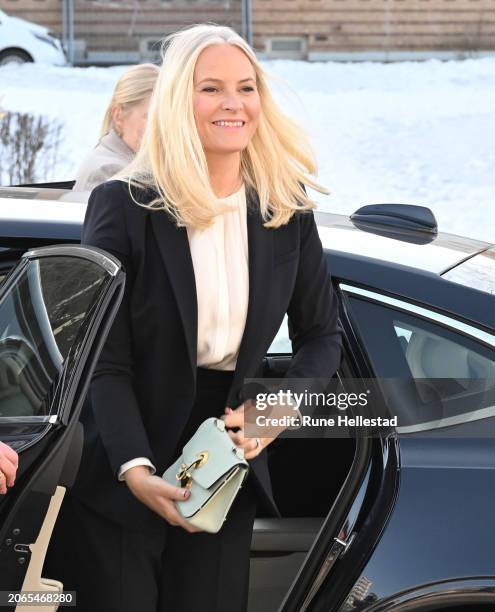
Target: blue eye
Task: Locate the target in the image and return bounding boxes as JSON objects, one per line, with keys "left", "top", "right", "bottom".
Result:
{"left": 202, "top": 86, "right": 255, "bottom": 93}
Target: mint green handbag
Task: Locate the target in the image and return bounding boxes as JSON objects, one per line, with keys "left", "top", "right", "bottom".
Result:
{"left": 162, "top": 417, "right": 249, "bottom": 533}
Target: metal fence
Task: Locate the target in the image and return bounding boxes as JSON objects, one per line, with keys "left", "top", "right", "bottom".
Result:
{"left": 63, "top": 0, "right": 245, "bottom": 66}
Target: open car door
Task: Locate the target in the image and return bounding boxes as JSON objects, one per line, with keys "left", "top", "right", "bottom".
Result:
{"left": 0, "top": 244, "right": 125, "bottom": 605}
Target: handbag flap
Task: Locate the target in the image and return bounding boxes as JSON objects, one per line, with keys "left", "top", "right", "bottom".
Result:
{"left": 181, "top": 417, "right": 248, "bottom": 490}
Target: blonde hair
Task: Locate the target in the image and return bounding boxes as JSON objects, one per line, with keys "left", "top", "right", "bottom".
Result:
{"left": 118, "top": 24, "right": 329, "bottom": 229}
{"left": 100, "top": 63, "right": 160, "bottom": 137}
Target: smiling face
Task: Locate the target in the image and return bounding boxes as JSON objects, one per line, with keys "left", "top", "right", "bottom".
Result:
{"left": 192, "top": 44, "right": 261, "bottom": 161}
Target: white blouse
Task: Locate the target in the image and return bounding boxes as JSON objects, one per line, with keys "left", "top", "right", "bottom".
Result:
{"left": 187, "top": 182, "right": 249, "bottom": 371}
{"left": 118, "top": 183, "right": 249, "bottom": 481}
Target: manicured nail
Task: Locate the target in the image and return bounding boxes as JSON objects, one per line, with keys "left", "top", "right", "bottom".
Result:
{"left": 183, "top": 489, "right": 189, "bottom": 498}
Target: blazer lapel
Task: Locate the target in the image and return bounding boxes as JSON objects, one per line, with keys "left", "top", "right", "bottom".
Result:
{"left": 149, "top": 186, "right": 273, "bottom": 399}
{"left": 150, "top": 210, "right": 198, "bottom": 384}
{"left": 229, "top": 187, "right": 274, "bottom": 401}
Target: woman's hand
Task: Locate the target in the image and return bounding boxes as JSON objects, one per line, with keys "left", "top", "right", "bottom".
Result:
{"left": 222, "top": 404, "right": 277, "bottom": 460}
{"left": 0, "top": 441, "right": 18, "bottom": 495}
{"left": 123, "top": 465, "right": 202, "bottom": 533}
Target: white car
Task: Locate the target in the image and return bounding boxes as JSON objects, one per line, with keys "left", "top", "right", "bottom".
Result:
{"left": 0, "top": 9, "right": 66, "bottom": 66}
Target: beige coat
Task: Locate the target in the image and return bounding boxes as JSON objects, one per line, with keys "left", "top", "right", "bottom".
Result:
{"left": 73, "top": 128, "right": 134, "bottom": 192}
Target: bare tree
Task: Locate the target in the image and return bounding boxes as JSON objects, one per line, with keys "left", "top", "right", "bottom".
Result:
{"left": 0, "top": 111, "right": 63, "bottom": 186}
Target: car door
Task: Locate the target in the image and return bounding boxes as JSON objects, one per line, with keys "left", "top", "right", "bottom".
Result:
{"left": 0, "top": 244, "right": 125, "bottom": 598}
{"left": 333, "top": 283, "right": 495, "bottom": 609}
{"left": 249, "top": 297, "right": 376, "bottom": 612}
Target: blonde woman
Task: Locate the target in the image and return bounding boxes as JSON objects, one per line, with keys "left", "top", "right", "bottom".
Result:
{"left": 73, "top": 63, "right": 159, "bottom": 192}
{"left": 44, "top": 24, "right": 343, "bottom": 612}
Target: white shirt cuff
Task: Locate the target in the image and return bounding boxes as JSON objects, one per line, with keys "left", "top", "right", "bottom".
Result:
{"left": 118, "top": 457, "right": 156, "bottom": 481}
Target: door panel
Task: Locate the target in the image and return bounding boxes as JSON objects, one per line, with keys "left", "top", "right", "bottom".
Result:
{"left": 0, "top": 245, "right": 125, "bottom": 592}
{"left": 249, "top": 338, "right": 356, "bottom": 611}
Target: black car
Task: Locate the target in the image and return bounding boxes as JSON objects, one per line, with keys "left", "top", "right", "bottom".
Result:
{"left": 0, "top": 183, "right": 494, "bottom": 612}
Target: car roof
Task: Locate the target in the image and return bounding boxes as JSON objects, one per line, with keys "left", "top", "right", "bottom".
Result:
{"left": 315, "top": 211, "right": 491, "bottom": 276}
{"left": 1, "top": 187, "right": 493, "bottom": 333}
{"left": 0, "top": 188, "right": 87, "bottom": 241}
{"left": 0, "top": 187, "right": 492, "bottom": 275}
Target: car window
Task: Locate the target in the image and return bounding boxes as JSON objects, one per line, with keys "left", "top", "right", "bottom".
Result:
{"left": 347, "top": 294, "right": 495, "bottom": 431}
{"left": 0, "top": 256, "right": 108, "bottom": 419}
{"left": 392, "top": 318, "right": 495, "bottom": 402}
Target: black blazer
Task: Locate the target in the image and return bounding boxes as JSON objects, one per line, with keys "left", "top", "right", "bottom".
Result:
{"left": 71, "top": 179, "right": 343, "bottom": 534}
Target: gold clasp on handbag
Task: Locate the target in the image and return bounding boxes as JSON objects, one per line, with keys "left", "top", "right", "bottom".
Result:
{"left": 176, "top": 451, "right": 209, "bottom": 489}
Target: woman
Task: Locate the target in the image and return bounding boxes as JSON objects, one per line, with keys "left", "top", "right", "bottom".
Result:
{"left": 73, "top": 63, "right": 159, "bottom": 192}
{"left": 44, "top": 24, "right": 343, "bottom": 612}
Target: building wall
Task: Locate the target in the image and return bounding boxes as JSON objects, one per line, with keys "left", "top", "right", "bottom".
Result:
{"left": 73, "top": 0, "right": 241, "bottom": 58}
{"left": 254, "top": 0, "right": 495, "bottom": 59}
{"left": 0, "top": 0, "right": 61, "bottom": 32}
{"left": 1, "top": 0, "right": 494, "bottom": 62}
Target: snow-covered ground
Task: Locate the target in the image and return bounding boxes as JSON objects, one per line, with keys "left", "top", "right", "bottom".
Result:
{"left": 1, "top": 58, "right": 494, "bottom": 242}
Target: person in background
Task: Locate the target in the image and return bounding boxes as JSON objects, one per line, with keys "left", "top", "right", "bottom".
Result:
{"left": 0, "top": 441, "right": 18, "bottom": 495}
{"left": 73, "top": 63, "right": 159, "bottom": 192}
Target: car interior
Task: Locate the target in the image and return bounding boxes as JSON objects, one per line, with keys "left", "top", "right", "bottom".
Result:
{"left": 250, "top": 426, "right": 356, "bottom": 611}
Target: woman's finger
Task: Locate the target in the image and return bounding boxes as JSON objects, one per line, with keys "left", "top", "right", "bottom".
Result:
{"left": 159, "top": 478, "right": 192, "bottom": 501}
{"left": 227, "top": 430, "right": 248, "bottom": 447}
{"left": 0, "top": 456, "right": 16, "bottom": 487}
{"left": 181, "top": 520, "right": 202, "bottom": 534}
{"left": 222, "top": 404, "right": 245, "bottom": 429}
{"left": 227, "top": 431, "right": 263, "bottom": 459}
{"left": 244, "top": 437, "right": 264, "bottom": 460}
{"left": 0, "top": 443, "right": 18, "bottom": 467}
{"left": 164, "top": 501, "right": 202, "bottom": 533}
{"left": 224, "top": 404, "right": 244, "bottom": 414}
{"left": 0, "top": 471, "right": 7, "bottom": 495}
{"left": 222, "top": 413, "right": 244, "bottom": 429}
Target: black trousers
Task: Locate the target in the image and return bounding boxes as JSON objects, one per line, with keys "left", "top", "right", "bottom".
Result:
{"left": 43, "top": 368, "right": 257, "bottom": 612}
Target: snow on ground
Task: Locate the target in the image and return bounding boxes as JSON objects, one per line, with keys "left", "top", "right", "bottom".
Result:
{"left": 1, "top": 57, "right": 494, "bottom": 242}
